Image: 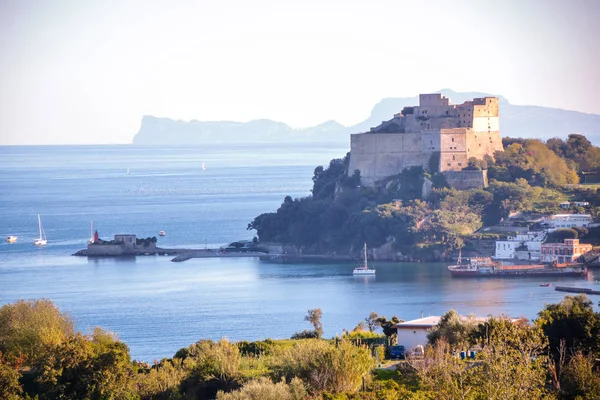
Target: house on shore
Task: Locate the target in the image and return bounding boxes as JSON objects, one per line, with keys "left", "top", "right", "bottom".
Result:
{"left": 494, "top": 231, "right": 546, "bottom": 260}
{"left": 540, "top": 238, "right": 592, "bottom": 264}
{"left": 392, "top": 315, "right": 509, "bottom": 351}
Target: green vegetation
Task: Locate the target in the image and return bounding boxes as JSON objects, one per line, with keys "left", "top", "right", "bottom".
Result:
{"left": 249, "top": 135, "right": 600, "bottom": 260}
{"left": 2, "top": 297, "right": 600, "bottom": 399}
{"left": 136, "top": 237, "right": 158, "bottom": 247}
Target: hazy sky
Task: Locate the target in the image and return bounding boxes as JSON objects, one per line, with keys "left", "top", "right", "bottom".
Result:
{"left": 0, "top": 0, "right": 599, "bottom": 145}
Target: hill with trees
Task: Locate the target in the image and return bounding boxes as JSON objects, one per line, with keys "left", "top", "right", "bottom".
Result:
{"left": 248, "top": 134, "right": 600, "bottom": 260}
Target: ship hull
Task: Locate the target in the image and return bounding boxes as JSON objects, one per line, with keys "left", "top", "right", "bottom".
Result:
{"left": 449, "top": 267, "right": 586, "bottom": 278}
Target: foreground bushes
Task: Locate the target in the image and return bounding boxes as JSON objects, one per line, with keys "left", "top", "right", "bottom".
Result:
{"left": 217, "top": 377, "right": 306, "bottom": 400}
{"left": 1, "top": 297, "right": 600, "bottom": 399}
{"left": 269, "top": 339, "right": 374, "bottom": 393}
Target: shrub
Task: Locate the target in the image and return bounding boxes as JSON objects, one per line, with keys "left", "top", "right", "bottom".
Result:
{"left": 269, "top": 339, "right": 374, "bottom": 393}
{"left": 216, "top": 377, "right": 306, "bottom": 400}
{"left": 0, "top": 299, "right": 74, "bottom": 366}
{"left": 290, "top": 330, "right": 318, "bottom": 340}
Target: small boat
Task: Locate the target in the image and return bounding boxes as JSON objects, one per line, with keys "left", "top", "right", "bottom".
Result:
{"left": 540, "top": 283, "right": 552, "bottom": 287}
{"left": 33, "top": 214, "right": 47, "bottom": 246}
{"left": 6, "top": 236, "right": 17, "bottom": 243}
{"left": 353, "top": 243, "right": 376, "bottom": 275}
{"left": 202, "top": 162, "right": 206, "bottom": 171}
{"left": 159, "top": 230, "right": 166, "bottom": 236}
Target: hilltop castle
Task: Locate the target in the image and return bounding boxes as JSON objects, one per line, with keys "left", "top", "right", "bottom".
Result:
{"left": 348, "top": 94, "right": 504, "bottom": 188}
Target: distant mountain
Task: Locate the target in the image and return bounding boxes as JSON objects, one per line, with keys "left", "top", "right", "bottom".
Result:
{"left": 132, "top": 89, "right": 600, "bottom": 145}
{"left": 132, "top": 116, "right": 347, "bottom": 144}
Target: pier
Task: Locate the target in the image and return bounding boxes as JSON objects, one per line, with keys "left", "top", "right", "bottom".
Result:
{"left": 74, "top": 247, "right": 267, "bottom": 262}
{"left": 170, "top": 250, "right": 265, "bottom": 262}
{"left": 554, "top": 286, "right": 600, "bottom": 295}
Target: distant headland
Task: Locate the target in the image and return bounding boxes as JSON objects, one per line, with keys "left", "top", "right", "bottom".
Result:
{"left": 132, "top": 89, "right": 600, "bottom": 145}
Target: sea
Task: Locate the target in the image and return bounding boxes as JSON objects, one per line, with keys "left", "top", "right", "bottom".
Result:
{"left": 0, "top": 143, "right": 599, "bottom": 362}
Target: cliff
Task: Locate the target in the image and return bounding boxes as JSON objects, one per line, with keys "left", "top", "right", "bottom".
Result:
{"left": 132, "top": 90, "right": 600, "bottom": 145}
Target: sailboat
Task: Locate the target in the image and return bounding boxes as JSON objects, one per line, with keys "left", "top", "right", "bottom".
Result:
{"left": 353, "top": 243, "right": 376, "bottom": 275}
{"left": 33, "top": 214, "right": 47, "bottom": 246}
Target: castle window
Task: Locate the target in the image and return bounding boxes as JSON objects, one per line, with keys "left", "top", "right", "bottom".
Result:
{"left": 447, "top": 163, "right": 451, "bottom": 166}
{"left": 452, "top": 155, "right": 455, "bottom": 161}
{"left": 430, "top": 140, "right": 432, "bottom": 145}
{"left": 446, "top": 111, "right": 449, "bottom": 115}
{"left": 458, "top": 163, "right": 462, "bottom": 166}
{"left": 452, "top": 137, "right": 454, "bottom": 142}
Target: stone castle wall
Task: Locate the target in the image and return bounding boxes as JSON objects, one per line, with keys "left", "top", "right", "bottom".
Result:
{"left": 350, "top": 94, "right": 503, "bottom": 187}
{"left": 443, "top": 170, "right": 488, "bottom": 190}
{"left": 87, "top": 244, "right": 126, "bottom": 256}
{"left": 348, "top": 133, "right": 434, "bottom": 184}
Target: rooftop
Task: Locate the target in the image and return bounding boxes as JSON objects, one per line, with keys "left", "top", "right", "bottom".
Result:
{"left": 393, "top": 315, "right": 494, "bottom": 329}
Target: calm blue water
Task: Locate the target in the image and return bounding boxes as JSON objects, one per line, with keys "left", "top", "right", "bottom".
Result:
{"left": 1, "top": 143, "right": 599, "bottom": 362}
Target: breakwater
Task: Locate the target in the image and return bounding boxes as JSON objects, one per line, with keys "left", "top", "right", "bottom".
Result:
{"left": 73, "top": 247, "right": 268, "bottom": 262}
{"left": 554, "top": 286, "right": 600, "bottom": 295}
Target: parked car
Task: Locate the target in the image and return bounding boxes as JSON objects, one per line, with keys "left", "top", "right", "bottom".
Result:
{"left": 387, "top": 345, "right": 406, "bottom": 359}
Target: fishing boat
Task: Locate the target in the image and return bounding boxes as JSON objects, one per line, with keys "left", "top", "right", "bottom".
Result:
{"left": 6, "top": 236, "right": 17, "bottom": 243}
{"left": 159, "top": 230, "right": 166, "bottom": 236}
{"left": 353, "top": 243, "right": 376, "bottom": 275}
{"left": 540, "top": 283, "right": 552, "bottom": 287}
{"left": 33, "top": 214, "right": 47, "bottom": 246}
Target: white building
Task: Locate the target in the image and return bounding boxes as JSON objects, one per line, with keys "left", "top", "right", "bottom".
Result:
{"left": 543, "top": 214, "right": 592, "bottom": 231}
{"left": 494, "top": 231, "right": 546, "bottom": 260}
{"left": 393, "top": 315, "right": 490, "bottom": 351}
{"left": 393, "top": 315, "right": 520, "bottom": 351}
{"left": 393, "top": 316, "right": 441, "bottom": 351}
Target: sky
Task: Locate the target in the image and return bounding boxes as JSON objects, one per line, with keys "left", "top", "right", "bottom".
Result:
{"left": 0, "top": 0, "right": 599, "bottom": 145}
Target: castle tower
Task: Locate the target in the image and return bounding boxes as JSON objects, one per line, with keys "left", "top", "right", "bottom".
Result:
{"left": 348, "top": 94, "right": 503, "bottom": 188}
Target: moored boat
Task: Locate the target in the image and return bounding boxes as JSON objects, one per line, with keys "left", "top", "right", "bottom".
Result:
{"left": 448, "top": 256, "right": 586, "bottom": 277}
{"left": 353, "top": 243, "right": 376, "bottom": 275}
{"left": 159, "top": 230, "right": 166, "bottom": 236}
{"left": 6, "top": 236, "right": 17, "bottom": 243}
